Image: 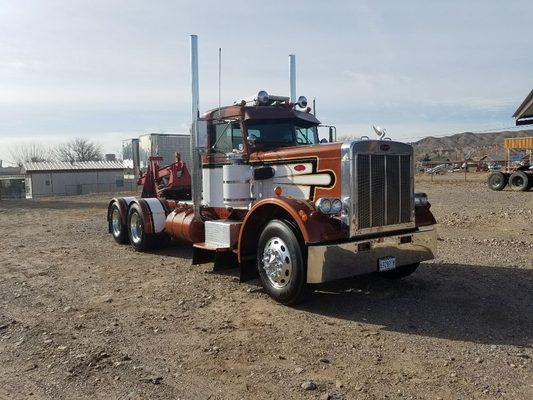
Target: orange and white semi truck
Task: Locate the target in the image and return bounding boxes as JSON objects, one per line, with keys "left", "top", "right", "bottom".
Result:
{"left": 107, "top": 35, "right": 437, "bottom": 304}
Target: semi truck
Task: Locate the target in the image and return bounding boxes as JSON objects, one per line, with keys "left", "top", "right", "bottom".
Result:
{"left": 107, "top": 35, "right": 437, "bottom": 305}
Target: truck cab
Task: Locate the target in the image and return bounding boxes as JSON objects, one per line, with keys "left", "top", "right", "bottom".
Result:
{"left": 108, "top": 90, "right": 437, "bottom": 305}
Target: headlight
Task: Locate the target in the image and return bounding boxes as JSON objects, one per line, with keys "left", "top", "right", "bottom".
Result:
{"left": 331, "top": 198, "right": 343, "bottom": 214}
{"left": 316, "top": 198, "right": 332, "bottom": 214}
{"left": 414, "top": 192, "right": 428, "bottom": 207}
{"left": 316, "top": 197, "right": 343, "bottom": 214}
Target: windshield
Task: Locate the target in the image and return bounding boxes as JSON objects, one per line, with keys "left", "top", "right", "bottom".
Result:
{"left": 246, "top": 121, "right": 318, "bottom": 146}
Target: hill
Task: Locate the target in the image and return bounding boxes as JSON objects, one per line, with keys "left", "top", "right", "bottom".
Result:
{"left": 411, "top": 130, "right": 533, "bottom": 161}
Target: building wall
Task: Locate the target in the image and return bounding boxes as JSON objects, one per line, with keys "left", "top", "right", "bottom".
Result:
{"left": 27, "top": 169, "right": 128, "bottom": 198}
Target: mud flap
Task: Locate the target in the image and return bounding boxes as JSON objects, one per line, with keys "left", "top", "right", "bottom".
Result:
{"left": 239, "top": 257, "right": 259, "bottom": 282}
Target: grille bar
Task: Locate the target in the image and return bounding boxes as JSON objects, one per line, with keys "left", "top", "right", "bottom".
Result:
{"left": 355, "top": 153, "right": 412, "bottom": 231}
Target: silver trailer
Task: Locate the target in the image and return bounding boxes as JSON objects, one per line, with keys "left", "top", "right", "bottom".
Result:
{"left": 138, "top": 133, "right": 191, "bottom": 172}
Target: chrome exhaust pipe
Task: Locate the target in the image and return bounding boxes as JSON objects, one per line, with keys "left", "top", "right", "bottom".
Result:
{"left": 289, "top": 54, "right": 296, "bottom": 103}
{"left": 190, "top": 34, "right": 202, "bottom": 219}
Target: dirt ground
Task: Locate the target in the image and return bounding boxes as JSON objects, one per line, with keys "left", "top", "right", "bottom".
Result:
{"left": 0, "top": 174, "right": 532, "bottom": 400}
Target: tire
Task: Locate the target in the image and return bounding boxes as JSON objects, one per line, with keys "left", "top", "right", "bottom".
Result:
{"left": 127, "top": 203, "right": 155, "bottom": 252}
{"left": 509, "top": 171, "right": 531, "bottom": 191}
{"left": 257, "top": 220, "right": 307, "bottom": 305}
{"left": 109, "top": 202, "right": 129, "bottom": 244}
{"left": 379, "top": 262, "right": 420, "bottom": 280}
{"left": 487, "top": 171, "right": 508, "bottom": 191}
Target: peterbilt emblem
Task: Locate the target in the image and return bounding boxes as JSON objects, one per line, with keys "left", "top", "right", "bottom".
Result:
{"left": 380, "top": 144, "right": 390, "bottom": 151}
{"left": 294, "top": 164, "right": 306, "bottom": 172}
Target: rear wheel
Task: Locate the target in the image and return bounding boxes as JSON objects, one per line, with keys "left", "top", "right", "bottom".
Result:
{"left": 109, "top": 202, "right": 129, "bottom": 244}
{"left": 379, "top": 262, "right": 420, "bottom": 279}
{"left": 509, "top": 171, "right": 531, "bottom": 191}
{"left": 257, "top": 220, "right": 306, "bottom": 305}
{"left": 127, "top": 203, "right": 155, "bottom": 252}
{"left": 487, "top": 171, "right": 508, "bottom": 191}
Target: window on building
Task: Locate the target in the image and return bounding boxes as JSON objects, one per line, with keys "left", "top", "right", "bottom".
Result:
{"left": 116, "top": 179, "right": 124, "bottom": 187}
{"left": 45, "top": 180, "right": 50, "bottom": 186}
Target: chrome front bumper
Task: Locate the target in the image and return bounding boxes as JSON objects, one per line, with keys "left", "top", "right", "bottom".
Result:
{"left": 307, "top": 227, "right": 436, "bottom": 283}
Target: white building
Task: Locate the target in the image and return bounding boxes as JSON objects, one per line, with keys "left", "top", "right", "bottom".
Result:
{"left": 22, "top": 161, "right": 129, "bottom": 198}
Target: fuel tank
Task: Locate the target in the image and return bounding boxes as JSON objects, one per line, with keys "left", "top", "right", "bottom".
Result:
{"left": 165, "top": 205, "right": 204, "bottom": 243}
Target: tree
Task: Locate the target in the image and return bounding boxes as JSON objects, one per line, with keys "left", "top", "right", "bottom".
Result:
{"left": 55, "top": 138, "right": 103, "bottom": 162}
{"left": 8, "top": 143, "right": 53, "bottom": 166}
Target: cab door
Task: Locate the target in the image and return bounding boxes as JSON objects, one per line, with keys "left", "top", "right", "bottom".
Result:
{"left": 202, "top": 120, "right": 243, "bottom": 207}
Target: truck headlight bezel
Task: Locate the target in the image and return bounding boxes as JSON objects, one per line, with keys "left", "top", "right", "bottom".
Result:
{"left": 316, "top": 197, "right": 343, "bottom": 214}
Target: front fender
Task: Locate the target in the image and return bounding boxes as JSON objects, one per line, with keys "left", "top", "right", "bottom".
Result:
{"left": 237, "top": 196, "right": 347, "bottom": 263}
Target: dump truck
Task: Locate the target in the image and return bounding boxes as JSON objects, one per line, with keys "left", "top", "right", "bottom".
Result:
{"left": 107, "top": 35, "right": 437, "bottom": 305}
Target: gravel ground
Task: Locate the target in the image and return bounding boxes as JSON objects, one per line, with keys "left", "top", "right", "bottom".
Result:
{"left": 0, "top": 175, "right": 531, "bottom": 399}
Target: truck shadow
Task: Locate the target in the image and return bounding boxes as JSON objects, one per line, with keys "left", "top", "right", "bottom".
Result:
{"left": 297, "top": 263, "right": 533, "bottom": 347}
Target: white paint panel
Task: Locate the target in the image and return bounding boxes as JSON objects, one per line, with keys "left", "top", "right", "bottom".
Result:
{"left": 144, "top": 198, "right": 166, "bottom": 233}
{"left": 271, "top": 163, "right": 313, "bottom": 177}
{"left": 202, "top": 167, "right": 224, "bottom": 207}
{"left": 275, "top": 173, "right": 332, "bottom": 186}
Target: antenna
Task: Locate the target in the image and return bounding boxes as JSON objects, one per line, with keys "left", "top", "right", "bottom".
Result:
{"left": 218, "top": 47, "right": 222, "bottom": 116}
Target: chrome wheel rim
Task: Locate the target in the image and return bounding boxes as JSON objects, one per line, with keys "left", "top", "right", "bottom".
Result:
{"left": 130, "top": 212, "right": 143, "bottom": 244}
{"left": 261, "top": 237, "right": 292, "bottom": 288}
{"left": 112, "top": 208, "right": 122, "bottom": 237}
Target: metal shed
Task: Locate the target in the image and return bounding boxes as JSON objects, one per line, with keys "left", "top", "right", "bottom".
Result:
{"left": 513, "top": 89, "right": 533, "bottom": 126}
{"left": 22, "top": 161, "right": 128, "bottom": 198}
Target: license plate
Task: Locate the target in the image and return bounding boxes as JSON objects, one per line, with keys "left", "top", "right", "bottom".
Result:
{"left": 378, "top": 256, "right": 396, "bottom": 272}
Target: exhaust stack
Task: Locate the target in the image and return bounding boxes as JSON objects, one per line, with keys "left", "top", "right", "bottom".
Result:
{"left": 190, "top": 34, "right": 202, "bottom": 218}
{"left": 289, "top": 54, "right": 296, "bottom": 103}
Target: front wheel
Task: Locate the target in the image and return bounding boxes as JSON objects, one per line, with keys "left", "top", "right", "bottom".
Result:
{"left": 379, "top": 262, "right": 420, "bottom": 279}
{"left": 257, "top": 220, "right": 306, "bottom": 305}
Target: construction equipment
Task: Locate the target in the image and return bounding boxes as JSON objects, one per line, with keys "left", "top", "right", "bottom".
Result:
{"left": 106, "top": 35, "right": 437, "bottom": 305}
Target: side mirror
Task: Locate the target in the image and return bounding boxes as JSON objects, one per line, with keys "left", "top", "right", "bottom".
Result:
{"left": 195, "top": 119, "right": 208, "bottom": 148}
{"left": 320, "top": 138, "right": 328, "bottom": 144}
{"left": 247, "top": 135, "right": 256, "bottom": 147}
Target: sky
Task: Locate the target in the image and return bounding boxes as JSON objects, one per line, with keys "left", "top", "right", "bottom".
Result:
{"left": 0, "top": 0, "right": 532, "bottom": 164}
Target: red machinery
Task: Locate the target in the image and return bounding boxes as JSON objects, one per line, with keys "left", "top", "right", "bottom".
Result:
{"left": 138, "top": 153, "right": 192, "bottom": 200}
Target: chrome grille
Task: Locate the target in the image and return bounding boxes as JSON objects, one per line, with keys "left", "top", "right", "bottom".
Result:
{"left": 355, "top": 153, "right": 413, "bottom": 232}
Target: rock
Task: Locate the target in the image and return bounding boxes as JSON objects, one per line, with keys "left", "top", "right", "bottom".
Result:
{"left": 335, "top": 379, "right": 344, "bottom": 389}
{"left": 319, "top": 358, "right": 330, "bottom": 364}
{"left": 320, "top": 394, "right": 331, "bottom": 400}
{"left": 301, "top": 381, "right": 317, "bottom": 391}
{"left": 475, "top": 357, "right": 483, "bottom": 364}
{"left": 139, "top": 375, "right": 163, "bottom": 384}
{"left": 63, "top": 306, "right": 74, "bottom": 313}
{"left": 294, "top": 367, "right": 304, "bottom": 374}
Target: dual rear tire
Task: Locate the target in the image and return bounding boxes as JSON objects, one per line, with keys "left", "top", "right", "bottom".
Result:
{"left": 109, "top": 201, "right": 170, "bottom": 251}
{"left": 488, "top": 171, "right": 532, "bottom": 191}
{"left": 509, "top": 171, "right": 532, "bottom": 191}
